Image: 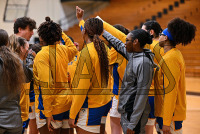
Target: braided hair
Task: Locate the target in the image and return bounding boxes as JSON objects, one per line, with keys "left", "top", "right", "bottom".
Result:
{"left": 84, "top": 18, "right": 109, "bottom": 87}
{"left": 37, "top": 17, "right": 62, "bottom": 45}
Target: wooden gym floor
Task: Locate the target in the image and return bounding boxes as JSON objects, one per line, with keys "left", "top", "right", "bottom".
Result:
{"left": 105, "top": 77, "right": 200, "bottom": 134}
{"left": 27, "top": 77, "right": 200, "bottom": 133}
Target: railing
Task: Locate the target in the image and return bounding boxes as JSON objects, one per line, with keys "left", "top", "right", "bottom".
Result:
{"left": 58, "top": 0, "right": 109, "bottom": 30}
{"left": 3, "top": 0, "right": 31, "bottom": 22}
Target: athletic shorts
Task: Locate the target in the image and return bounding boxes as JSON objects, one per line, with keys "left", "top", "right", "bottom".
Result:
{"left": 22, "top": 119, "right": 30, "bottom": 134}
{"left": 110, "top": 96, "right": 121, "bottom": 118}
{"left": 156, "top": 117, "right": 183, "bottom": 134}
{"left": 36, "top": 110, "right": 70, "bottom": 129}
{"left": 76, "top": 101, "right": 112, "bottom": 133}
{"left": 146, "top": 96, "right": 156, "bottom": 126}
{"left": 29, "top": 104, "right": 36, "bottom": 119}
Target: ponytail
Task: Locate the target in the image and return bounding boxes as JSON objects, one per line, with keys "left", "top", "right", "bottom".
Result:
{"left": 84, "top": 18, "right": 109, "bottom": 87}
{"left": 93, "top": 34, "right": 109, "bottom": 88}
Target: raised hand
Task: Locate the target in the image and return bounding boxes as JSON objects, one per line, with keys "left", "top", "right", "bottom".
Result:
{"left": 76, "top": 6, "right": 84, "bottom": 22}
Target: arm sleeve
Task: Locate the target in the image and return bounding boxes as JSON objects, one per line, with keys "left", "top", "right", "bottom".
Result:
{"left": 35, "top": 60, "right": 54, "bottom": 117}
{"left": 23, "top": 62, "right": 33, "bottom": 83}
{"left": 96, "top": 16, "right": 127, "bottom": 66}
{"left": 79, "top": 20, "right": 85, "bottom": 30}
{"left": 69, "top": 86, "right": 89, "bottom": 119}
{"left": 127, "top": 60, "right": 154, "bottom": 130}
{"left": 103, "top": 31, "right": 130, "bottom": 60}
{"left": 69, "top": 50, "right": 90, "bottom": 119}
{"left": 70, "top": 20, "right": 90, "bottom": 119}
{"left": 162, "top": 58, "right": 179, "bottom": 126}
{"left": 61, "top": 32, "right": 78, "bottom": 62}
{"left": 25, "top": 54, "right": 34, "bottom": 69}
{"left": 20, "top": 83, "right": 30, "bottom": 121}
{"left": 102, "top": 20, "right": 127, "bottom": 43}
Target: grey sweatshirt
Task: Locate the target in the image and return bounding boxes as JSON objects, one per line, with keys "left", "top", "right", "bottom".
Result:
{"left": 0, "top": 57, "right": 22, "bottom": 129}
{"left": 103, "top": 31, "right": 155, "bottom": 130}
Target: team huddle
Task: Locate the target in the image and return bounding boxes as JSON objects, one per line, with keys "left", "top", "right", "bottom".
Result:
{"left": 0, "top": 6, "right": 196, "bottom": 134}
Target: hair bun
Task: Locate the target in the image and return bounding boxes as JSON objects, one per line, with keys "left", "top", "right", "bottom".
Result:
{"left": 45, "top": 16, "right": 51, "bottom": 22}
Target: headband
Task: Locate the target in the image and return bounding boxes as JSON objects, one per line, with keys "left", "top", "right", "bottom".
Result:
{"left": 163, "top": 28, "right": 174, "bottom": 41}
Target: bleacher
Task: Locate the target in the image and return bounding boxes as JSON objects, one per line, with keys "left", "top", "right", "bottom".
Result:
{"left": 65, "top": 0, "right": 200, "bottom": 77}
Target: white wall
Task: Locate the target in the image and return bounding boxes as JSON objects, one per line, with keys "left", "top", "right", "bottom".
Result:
{"left": 0, "top": 0, "right": 67, "bottom": 43}
{"left": 0, "top": 0, "right": 14, "bottom": 36}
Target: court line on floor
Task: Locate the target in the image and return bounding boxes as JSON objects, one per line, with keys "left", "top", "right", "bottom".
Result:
{"left": 186, "top": 91, "right": 200, "bottom": 96}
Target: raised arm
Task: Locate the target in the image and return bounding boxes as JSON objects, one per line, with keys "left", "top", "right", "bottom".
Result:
{"left": 103, "top": 31, "right": 130, "bottom": 60}
{"left": 161, "top": 58, "right": 179, "bottom": 127}
{"left": 33, "top": 58, "right": 54, "bottom": 118}
{"left": 69, "top": 49, "right": 91, "bottom": 127}
{"left": 61, "top": 32, "right": 78, "bottom": 62}
{"left": 96, "top": 16, "right": 127, "bottom": 43}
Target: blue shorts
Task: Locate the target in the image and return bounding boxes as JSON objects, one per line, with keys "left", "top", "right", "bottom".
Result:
{"left": 29, "top": 104, "right": 36, "bottom": 119}
{"left": 36, "top": 110, "right": 70, "bottom": 129}
{"left": 156, "top": 117, "right": 183, "bottom": 132}
{"left": 76, "top": 101, "right": 112, "bottom": 133}
{"left": 39, "top": 110, "right": 69, "bottom": 120}
{"left": 88, "top": 101, "right": 111, "bottom": 125}
{"left": 148, "top": 96, "right": 155, "bottom": 119}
